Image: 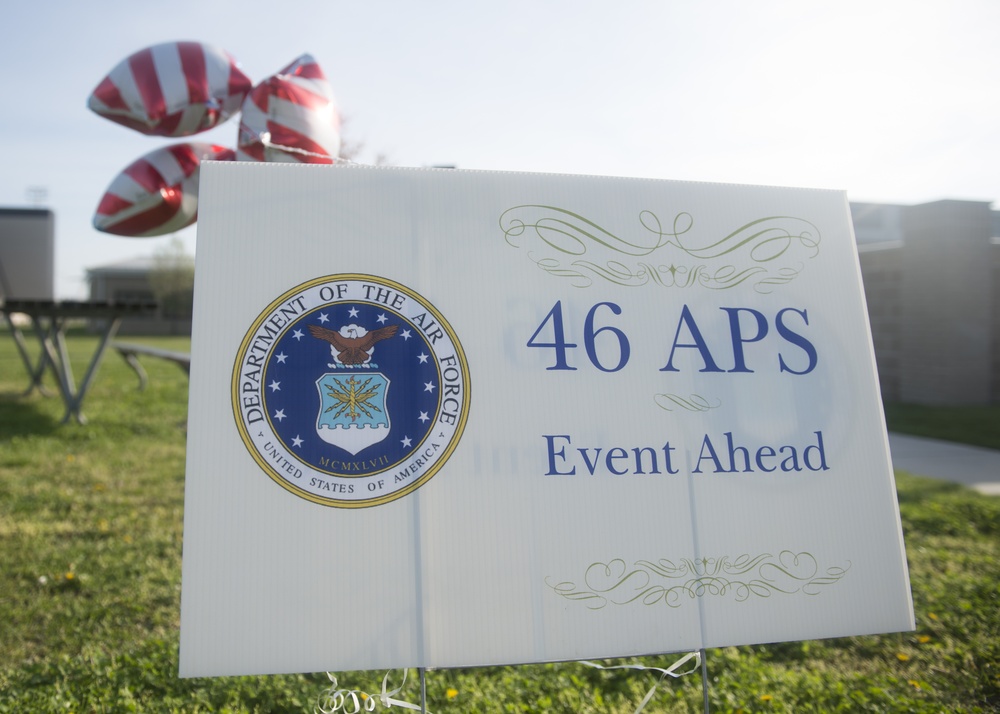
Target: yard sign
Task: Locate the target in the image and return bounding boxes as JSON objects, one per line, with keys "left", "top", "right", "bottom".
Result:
{"left": 179, "top": 164, "right": 913, "bottom": 677}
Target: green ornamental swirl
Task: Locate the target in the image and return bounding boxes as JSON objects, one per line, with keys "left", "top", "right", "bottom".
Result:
{"left": 546, "top": 552, "right": 850, "bottom": 610}
{"left": 654, "top": 393, "right": 722, "bottom": 412}
{"left": 499, "top": 205, "right": 821, "bottom": 293}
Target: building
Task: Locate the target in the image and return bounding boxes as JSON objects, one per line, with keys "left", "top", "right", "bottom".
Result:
{"left": 75, "top": 199, "right": 1000, "bottom": 404}
{"left": 0, "top": 207, "right": 54, "bottom": 301}
{"left": 87, "top": 256, "right": 192, "bottom": 335}
{"left": 855, "top": 199, "right": 999, "bottom": 406}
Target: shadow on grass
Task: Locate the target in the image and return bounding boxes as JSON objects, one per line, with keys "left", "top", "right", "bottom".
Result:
{"left": 0, "top": 391, "right": 60, "bottom": 439}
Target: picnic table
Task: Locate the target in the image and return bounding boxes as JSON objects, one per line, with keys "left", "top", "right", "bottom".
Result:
{"left": 1, "top": 298, "right": 157, "bottom": 423}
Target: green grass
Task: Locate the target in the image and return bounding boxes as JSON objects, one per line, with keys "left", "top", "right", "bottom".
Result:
{"left": 0, "top": 328, "right": 998, "bottom": 712}
{"left": 884, "top": 402, "right": 1000, "bottom": 451}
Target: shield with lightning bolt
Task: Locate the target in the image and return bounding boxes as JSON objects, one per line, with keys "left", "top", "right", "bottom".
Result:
{"left": 315, "top": 371, "right": 391, "bottom": 454}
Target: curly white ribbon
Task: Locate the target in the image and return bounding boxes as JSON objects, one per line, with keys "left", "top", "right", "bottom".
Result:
{"left": 316, "top": 669, "right": 425, "bottom": 713}
{"left": 580, "top": 651, "right": 701, "bottom": 713}
{"left": 315, "top": 652, "right": 699, "bottom": 713}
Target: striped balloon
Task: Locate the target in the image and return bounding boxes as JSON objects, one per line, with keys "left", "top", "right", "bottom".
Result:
{"left": 237, "top": 54, "right": 341, "bottom": 163}
{"left": 93, "top": 143, "right": 235, "bottom": 237}
{"left": 88, "top": 42, "right": 252, "bottom": 137}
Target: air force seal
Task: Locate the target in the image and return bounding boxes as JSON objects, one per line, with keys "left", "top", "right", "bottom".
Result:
{"left": 232, "top": 275, "right": 471, "bottom": 508}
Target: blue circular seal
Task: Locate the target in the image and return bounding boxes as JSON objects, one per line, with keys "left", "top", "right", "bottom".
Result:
{"left": 232, "top": 275, "right": 470, "bottom": 508}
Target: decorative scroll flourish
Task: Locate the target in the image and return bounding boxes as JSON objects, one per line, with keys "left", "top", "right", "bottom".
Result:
{"left": 499, "top": 205, "right": 821, "bottom": 293}
{"left": 547, "top": 552, "right": 850, "bottom": 610}
{"left": 653, "top": 393, "right": 722, "bottom": 412}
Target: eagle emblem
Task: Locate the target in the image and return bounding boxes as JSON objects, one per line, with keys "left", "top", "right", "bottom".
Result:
{"left": 307, "top": 323, "right": 398, "bottom": 367}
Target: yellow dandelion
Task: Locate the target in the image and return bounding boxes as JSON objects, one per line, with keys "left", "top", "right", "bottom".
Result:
{"left": 446, "top": 688, "right": 459, "bottom": 699}
{"left": 123, "top": 534, "right": 133, "bottom": 544}
{"left": 67, "top": 455, "right": 75, "bottom": 462}
{"left": 760, "top": 694, "right": 773, "bottom": 702}
{"left": 360, "top": 693, "right": 368, "bottom": 701}
{"left": 896, "top": 653, "right": 910, "bottom": 662}
{"left": 928, "top": 612, "right": 938, "bottom": 621}
{"left": 918, "top": 635, "right": 931, "bottom": 644}
{"left": 65, "top": 572, "right": 75, "bottom": 581}
{"left": 908, "top": 680, "right": 921, "bottom": 689}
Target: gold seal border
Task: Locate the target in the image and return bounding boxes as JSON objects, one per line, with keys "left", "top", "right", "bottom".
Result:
{"left": 231, "top": 274, "right": 471, "bottom": 509}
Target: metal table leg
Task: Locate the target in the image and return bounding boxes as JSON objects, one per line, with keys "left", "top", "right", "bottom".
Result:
{"left": 26, "top": 313, "right": 124, "bottom": 424}
{"left": 4, "top": 316, "right": 51, "bottom": 396}
{"left": 30, "top": 316, "right": 77, "bottom": 423}
{"left": 62, "top": 316, "right": 123, "bottom": 424}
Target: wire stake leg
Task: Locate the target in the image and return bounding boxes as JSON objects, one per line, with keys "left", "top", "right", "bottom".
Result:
{"left": 700, "top": 649, "right": 710, "bottom": 713}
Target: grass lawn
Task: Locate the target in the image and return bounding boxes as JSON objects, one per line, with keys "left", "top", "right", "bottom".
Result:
{"left": 883, "top": 402, "right": 1000, "bottom": 451}
{"left": 0, "top": 329, "right": 997, "bottom": 712}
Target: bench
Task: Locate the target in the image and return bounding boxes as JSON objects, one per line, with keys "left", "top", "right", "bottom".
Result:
{"left": 113, "top": 341, "right": 191, "bottom": 391}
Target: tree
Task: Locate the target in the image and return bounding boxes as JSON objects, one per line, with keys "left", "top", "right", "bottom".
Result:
{"left": 338, "top": 115, "right": 390, "bottom": 166}
{"left": 149, "top": 237, "right": 195, "bottom": 322}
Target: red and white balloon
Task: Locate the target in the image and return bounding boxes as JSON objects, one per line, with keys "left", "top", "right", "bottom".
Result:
{"left": 93, "top": 143, "right": 234, "bottom": 237}
{"left": 237, "top": 54, "right": 341, "bottom": 163}
{"left": 88, "top": 41, "right": 252, "bottom": 137}
{"left": 89, "top": 44, "right": 343, "bottom": 237}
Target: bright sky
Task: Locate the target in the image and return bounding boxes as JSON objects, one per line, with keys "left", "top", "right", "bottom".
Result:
{"left": 2, "top": 0, "right": 998, "bottom": 298}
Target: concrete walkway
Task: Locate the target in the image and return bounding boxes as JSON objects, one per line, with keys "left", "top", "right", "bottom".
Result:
{"left": 887, "top": 432, "right": 1000, "bottom": 496}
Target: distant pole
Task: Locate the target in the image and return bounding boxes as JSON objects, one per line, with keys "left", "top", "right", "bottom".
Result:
{"left": 26, "top": 186, "right": 48, "bottom": 205}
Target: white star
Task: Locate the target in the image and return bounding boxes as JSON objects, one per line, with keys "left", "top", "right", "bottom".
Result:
{"left": 401, "top": 436, "right": 412, "bottom": 448}
{"left": 417, "top": 352, "right": 429, "bottom": 364}
{"left": 401, "top": 329, "right": 412, "bottom": 341}
{"left": 318, "top": 312, "right": 330, "bottom": 323}
{"left": 424, "top": 381, "right": 436, "bottom": 393}
{"left": 274, "top": 409, "right": 287, "bottom": 421}
{"left": 275, "top": 352, "right": 288, "bottom": 363}
{"left": 418, "top": 411, "right": 430, "bottom": 423}
{"left": 348, "top": 307, "right": 359, "bottom": 318}
{"left": 291, "top": 435, "right": 304, "bottom": 448}
{"left": 292, "top": 329, "right": 304, "bottom": 341}
{"left": 376, "top": 313, "right": 388, "bottom": 324}
{"left": 269, "top": 380, "right": 281, "bottom": 392}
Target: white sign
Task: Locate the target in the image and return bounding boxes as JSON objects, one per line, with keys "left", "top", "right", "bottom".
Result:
{"left": 179, "top": 164, "right": 913, "bottom": 677}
